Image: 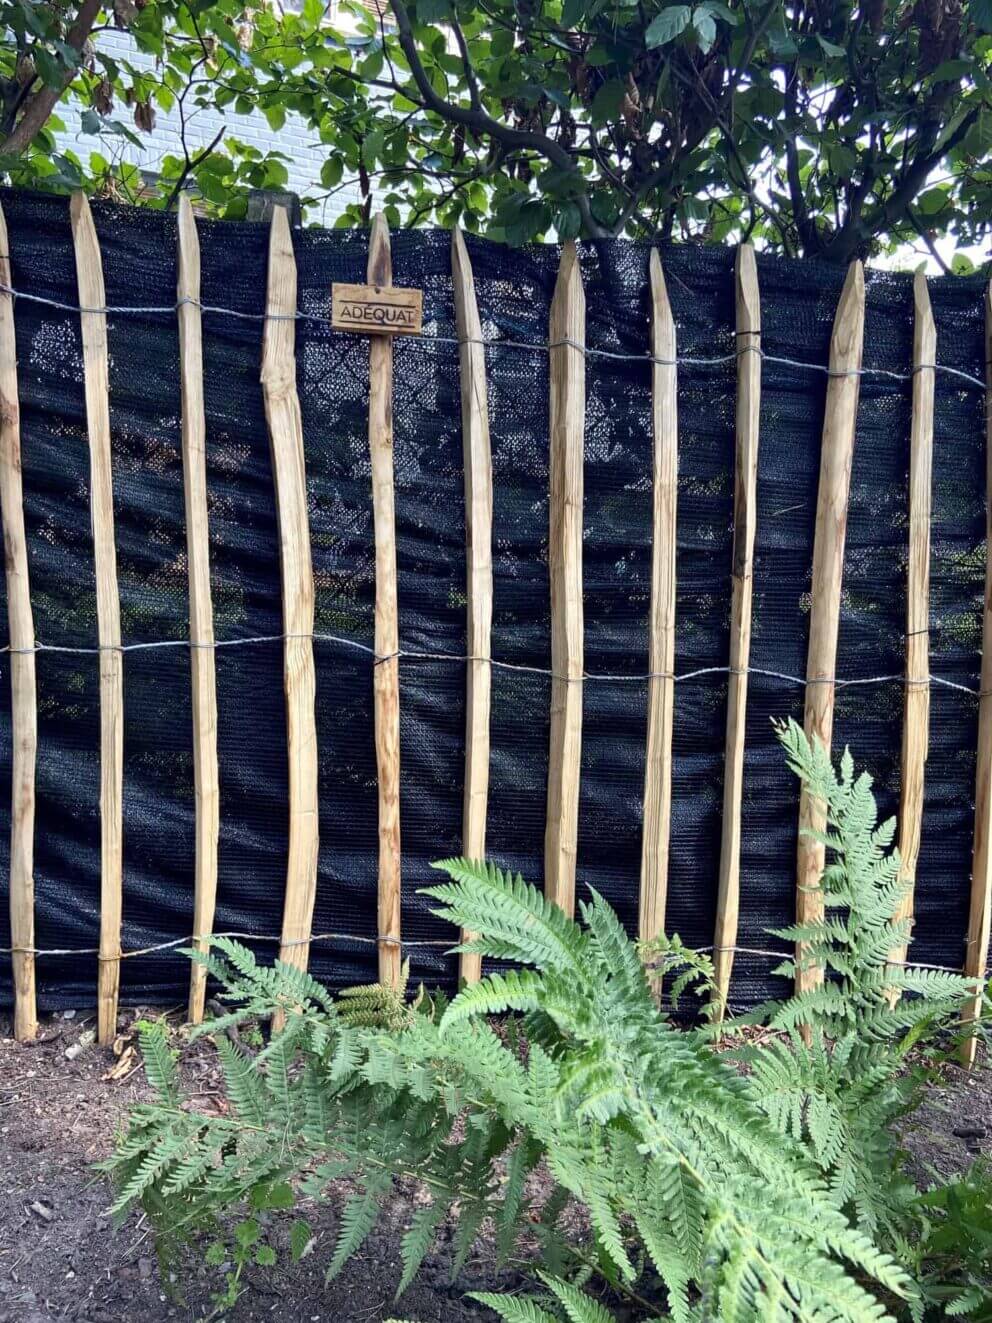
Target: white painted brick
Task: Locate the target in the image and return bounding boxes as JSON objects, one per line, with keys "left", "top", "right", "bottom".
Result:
{"left": 55, "top": 29, "right": 361, "bottom": 218}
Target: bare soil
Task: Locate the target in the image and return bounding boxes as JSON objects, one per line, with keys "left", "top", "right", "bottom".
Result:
{"left": 2, "top": 1008, "right": 991, "bottom": 1323}
{"left": 0, "top": 1008, "right": 513, "bottom": 1323}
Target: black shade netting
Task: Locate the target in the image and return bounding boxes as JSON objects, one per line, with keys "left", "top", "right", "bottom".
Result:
{"left": 0, "top": 187, "right": 985, "bottom": 1017}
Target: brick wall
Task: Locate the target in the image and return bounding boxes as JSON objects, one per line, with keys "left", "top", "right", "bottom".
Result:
{"left": 55, "top": 29, "right": 362, "bottom": 224}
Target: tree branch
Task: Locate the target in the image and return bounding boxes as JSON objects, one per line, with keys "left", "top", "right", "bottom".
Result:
{"left": 1, "top": 0, "right": 103, "bottom": 157}
{"left": 387, "top": 0, "right": 608, "bottom": 236}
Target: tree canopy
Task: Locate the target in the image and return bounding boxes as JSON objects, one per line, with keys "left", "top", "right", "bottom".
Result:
{"left": 2, "top": 0, "right": 991, "bottom": 264}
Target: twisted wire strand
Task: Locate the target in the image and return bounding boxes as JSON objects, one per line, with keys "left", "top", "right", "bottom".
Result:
{"left": 0, "top": 931, "right": 970, "bottom": 974}
{"left": 0, "top": 632, "right": 984, "bottom": 697}
{"left": 0, "top": 282, "right": 985, "bottom": 392}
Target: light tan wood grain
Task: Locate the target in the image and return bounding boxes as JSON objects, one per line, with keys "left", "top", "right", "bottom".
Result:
{"left": 0, "top": 203, "right": 38, "bottom": 1042}
{"left": 713, "top": 243, "right": 761, "bottom": 1019}
{"left": 70, "top": 192, "right": 124, "bottom": 1046}
{"left": 639, "top": 249, "right": 677, "bottom": 947}
{"left": 367, "top": 214, "right": 402, "bottom": 988}
{"left": 177, "top": 196, "right": 220, "bottom": 1025}
{"left": 332, "top": 282, "right": 422, "bottom": 336}
{"left": 963, "top": 277, "right": 992, "bottom": 1066}
{"left": 452, "top": 227, "right": 492, "bottom": 984}
{"left": 261, "top": 207, "right": 320, "bottom": 987}
{"left": 889, "top": 272, "right": 934, "bottom": 984}
{"left": 795, "top": 261, "right": 865, "bottom": 998}
{"left": 545, "top": 241, "right": 585, "bottom": 917}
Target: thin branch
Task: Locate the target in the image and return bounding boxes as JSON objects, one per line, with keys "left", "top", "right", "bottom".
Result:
{"left": 1, "top": 0, "right": 103, "bottom": 156}
{"left": 387, "top": 0, "right": 608, "bottom": 236}
{"left": 164, "top": 125, "right": 225, "bottom": 212}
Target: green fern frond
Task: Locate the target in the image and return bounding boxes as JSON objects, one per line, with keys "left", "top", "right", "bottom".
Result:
{"left": 397, "top": 1198, "right": 447, "bottom": 1298}
{"left": 326, "top": 1173, "right": 392, "bottom": 1282}
{"left": 537, "top": 1272, "right": 617, "bottom": 1323}
{"left": 468, "top": 1294, "right": 561, "bottom": 1323}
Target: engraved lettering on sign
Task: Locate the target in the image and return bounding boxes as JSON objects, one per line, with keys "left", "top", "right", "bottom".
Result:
{"left": 331, "top": 282, "right": 423, "bottom": 337}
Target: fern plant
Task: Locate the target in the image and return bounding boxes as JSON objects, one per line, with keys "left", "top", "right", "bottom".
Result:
{"left": 734, "top": 722, "right": 984, "bottom": 1250}
{"left": 101, "top": 722, "right": 990, "bottom": 1321}
{"left": 104, "top": 902, "right": 911, "bottom": 1318}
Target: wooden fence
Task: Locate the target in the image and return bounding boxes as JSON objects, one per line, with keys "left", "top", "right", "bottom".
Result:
{"left": 3, "top": 196, "right": 992, "bottom": 1059}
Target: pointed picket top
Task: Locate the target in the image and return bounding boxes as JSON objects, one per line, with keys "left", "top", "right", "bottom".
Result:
{"left": 368, "top": 211, "right": 392, "bottom": 288}
{"left": 829, "top": 260, "right": 866, "bottom": 366}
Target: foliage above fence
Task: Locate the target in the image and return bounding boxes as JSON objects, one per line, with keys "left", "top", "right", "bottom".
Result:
{"left": 0, "top": 187, "right": 990, "bottom": 1055}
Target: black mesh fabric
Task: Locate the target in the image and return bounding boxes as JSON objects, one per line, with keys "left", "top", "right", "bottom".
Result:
{"left": 0, "top": 187, "right": 986, "bottom": 1016}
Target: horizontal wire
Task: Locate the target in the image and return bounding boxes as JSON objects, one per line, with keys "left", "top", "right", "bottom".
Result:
{"left": 0, "top": 933, "right": 971, "bottom": 975}
{"left": 0, "top": 282, "right": 985, "bottom": 392}
{"left": 0, "top": 631, "right": 984, "bottom": 697}
{"left": 2, "top": 929, "right": 450, "bottom": 959}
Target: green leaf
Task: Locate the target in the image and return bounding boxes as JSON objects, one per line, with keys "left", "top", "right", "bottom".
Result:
{"left": 235, "top": 1218, "right": 260, "bottom": 1248}
{"left": 290, "top": 1219, "right": 314, "bottom": 1262}
{"left": 254, "top": 1244, "right": 277, "bottom": 1267}
{"left": 205, "top": 1241, "right": 227, "bottom": 1267}
{"left": 918, "top": 187, "right": 950, "bottom": 215}
{"left": 589, "top": 79, "right": 627, "bottom": 123}
{"left": 645, "top": 5, "right": 691, "bottom": 47}
{"left": 250, "top": 1180, "right": 294, "bottom": 1211}
{"left": 692, "top": 7, "right": 716, "bottom": 52}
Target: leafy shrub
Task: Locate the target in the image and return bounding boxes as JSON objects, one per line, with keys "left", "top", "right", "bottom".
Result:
{"left": 102, "top": 720, "right": 991, "bottom": 1321}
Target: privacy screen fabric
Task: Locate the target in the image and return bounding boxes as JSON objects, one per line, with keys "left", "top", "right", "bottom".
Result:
{"left": 0, "top": 187, "right": 986, "bottom": 1015}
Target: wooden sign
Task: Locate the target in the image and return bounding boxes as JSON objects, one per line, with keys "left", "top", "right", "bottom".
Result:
{"left": 332, "top": 282, "right": 422, "bottom": 336}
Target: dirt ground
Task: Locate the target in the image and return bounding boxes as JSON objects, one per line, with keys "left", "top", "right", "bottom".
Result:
{"left": 2, "top": 1008, "right": 992, "bottom": 1323}
{"left": 0, "top": 1007, "right": 515, "bottom": 1323}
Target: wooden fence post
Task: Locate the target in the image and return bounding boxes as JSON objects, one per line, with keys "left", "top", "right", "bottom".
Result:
{"left": 795, "top": 261, "right": 865, "bottom": 998}
{"left": 177, "top": 196, "right": 221, "bottom": 1025}
{"left": 963, "top": 276, "right": 992, "bottom": 1066}
{"left": 0, "top": 203, "right": 38, "bottom": 1042}
{"left": 545, "top": 241, "right": 585, "bottom": 917}
{"left": 713, "top": 244, "right": 761, "bottom": 1018}
{"left": 260, "top": 207, "right": 320, "bottom": 985}
{"left": 889, "top": 272, "right": 934, "bottom": 981}
{"left": 367, "top": 213, "right": 402, "bottom": 988}
{"left": 451, "top": 227, "right": 492, "bottom": 984}
{"left": 639, "top": 249, "right": 677, "bottom": 946}
{"left": 70, "top": 192, "right": 124, "bottom": 1046}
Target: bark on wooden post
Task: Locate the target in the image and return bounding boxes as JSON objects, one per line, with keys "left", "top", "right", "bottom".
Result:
{"left": 889, "top": 272, "right": 934, "bottom": 982}
{"left": 452, "top": 227, "right": 493, "bottom": 984}
{"left": 713, "top": 244, "right": 761, "bottom": 1018}
{"left": 177, "top": 196, "right": 221, "bottom": 1025}
{"left": 963, "top": 277, "right": 992, "bottom": 1066}
{"left": 0, "top": 203, "right": 38, "bottom": 1042}
{"left": 367, "top": 213, "right": 403, "bottom": 988}
{"left": 639, "top": 249, "right": 677, "bottom": 947}
{"left": 261, "top": 207, "right": 320, "bottom": 985}
{"left": 545, "top": 242, "right": 585, "bottom": 917}
{"left": 70, "top": 192, "right": 124, "bottom": 1046}
{"left": 795, "top": 261, "right": 865, "bottom": 998}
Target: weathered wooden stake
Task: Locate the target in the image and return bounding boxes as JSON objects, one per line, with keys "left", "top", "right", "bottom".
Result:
{"left": 963, "top": 277, "right": 992, "bottom": 1066}
{"left": 452, "top": 228, "right": 493, "bottom": 984}
{"left": 889, "top": 272, "right": 934, "bottom": 982}
{"left": 177, "top": 196, "right": 221, "bottom": 1025}
{"left": 367, "top": 213, "right": 403, "bottom": 988}
{"left": 261, "top": 207, "right": 320, "bottom": 986}
{"left": 639, "top": 249, "right": 677, "bottom": 947}
{"left": 70, "top": 192, "right": 124, "bottom": 1046}
{"left": 545, "top": 242, "right": 585, "bottom": 917}
{"left": 713, "top": 244, "right": 761, "bottom": 1018}
{"left": 0, "top": 203, "right": 38, "bottom": 1042}
{"left": 795, "top": 261, "right": 865, "bottom": 998}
